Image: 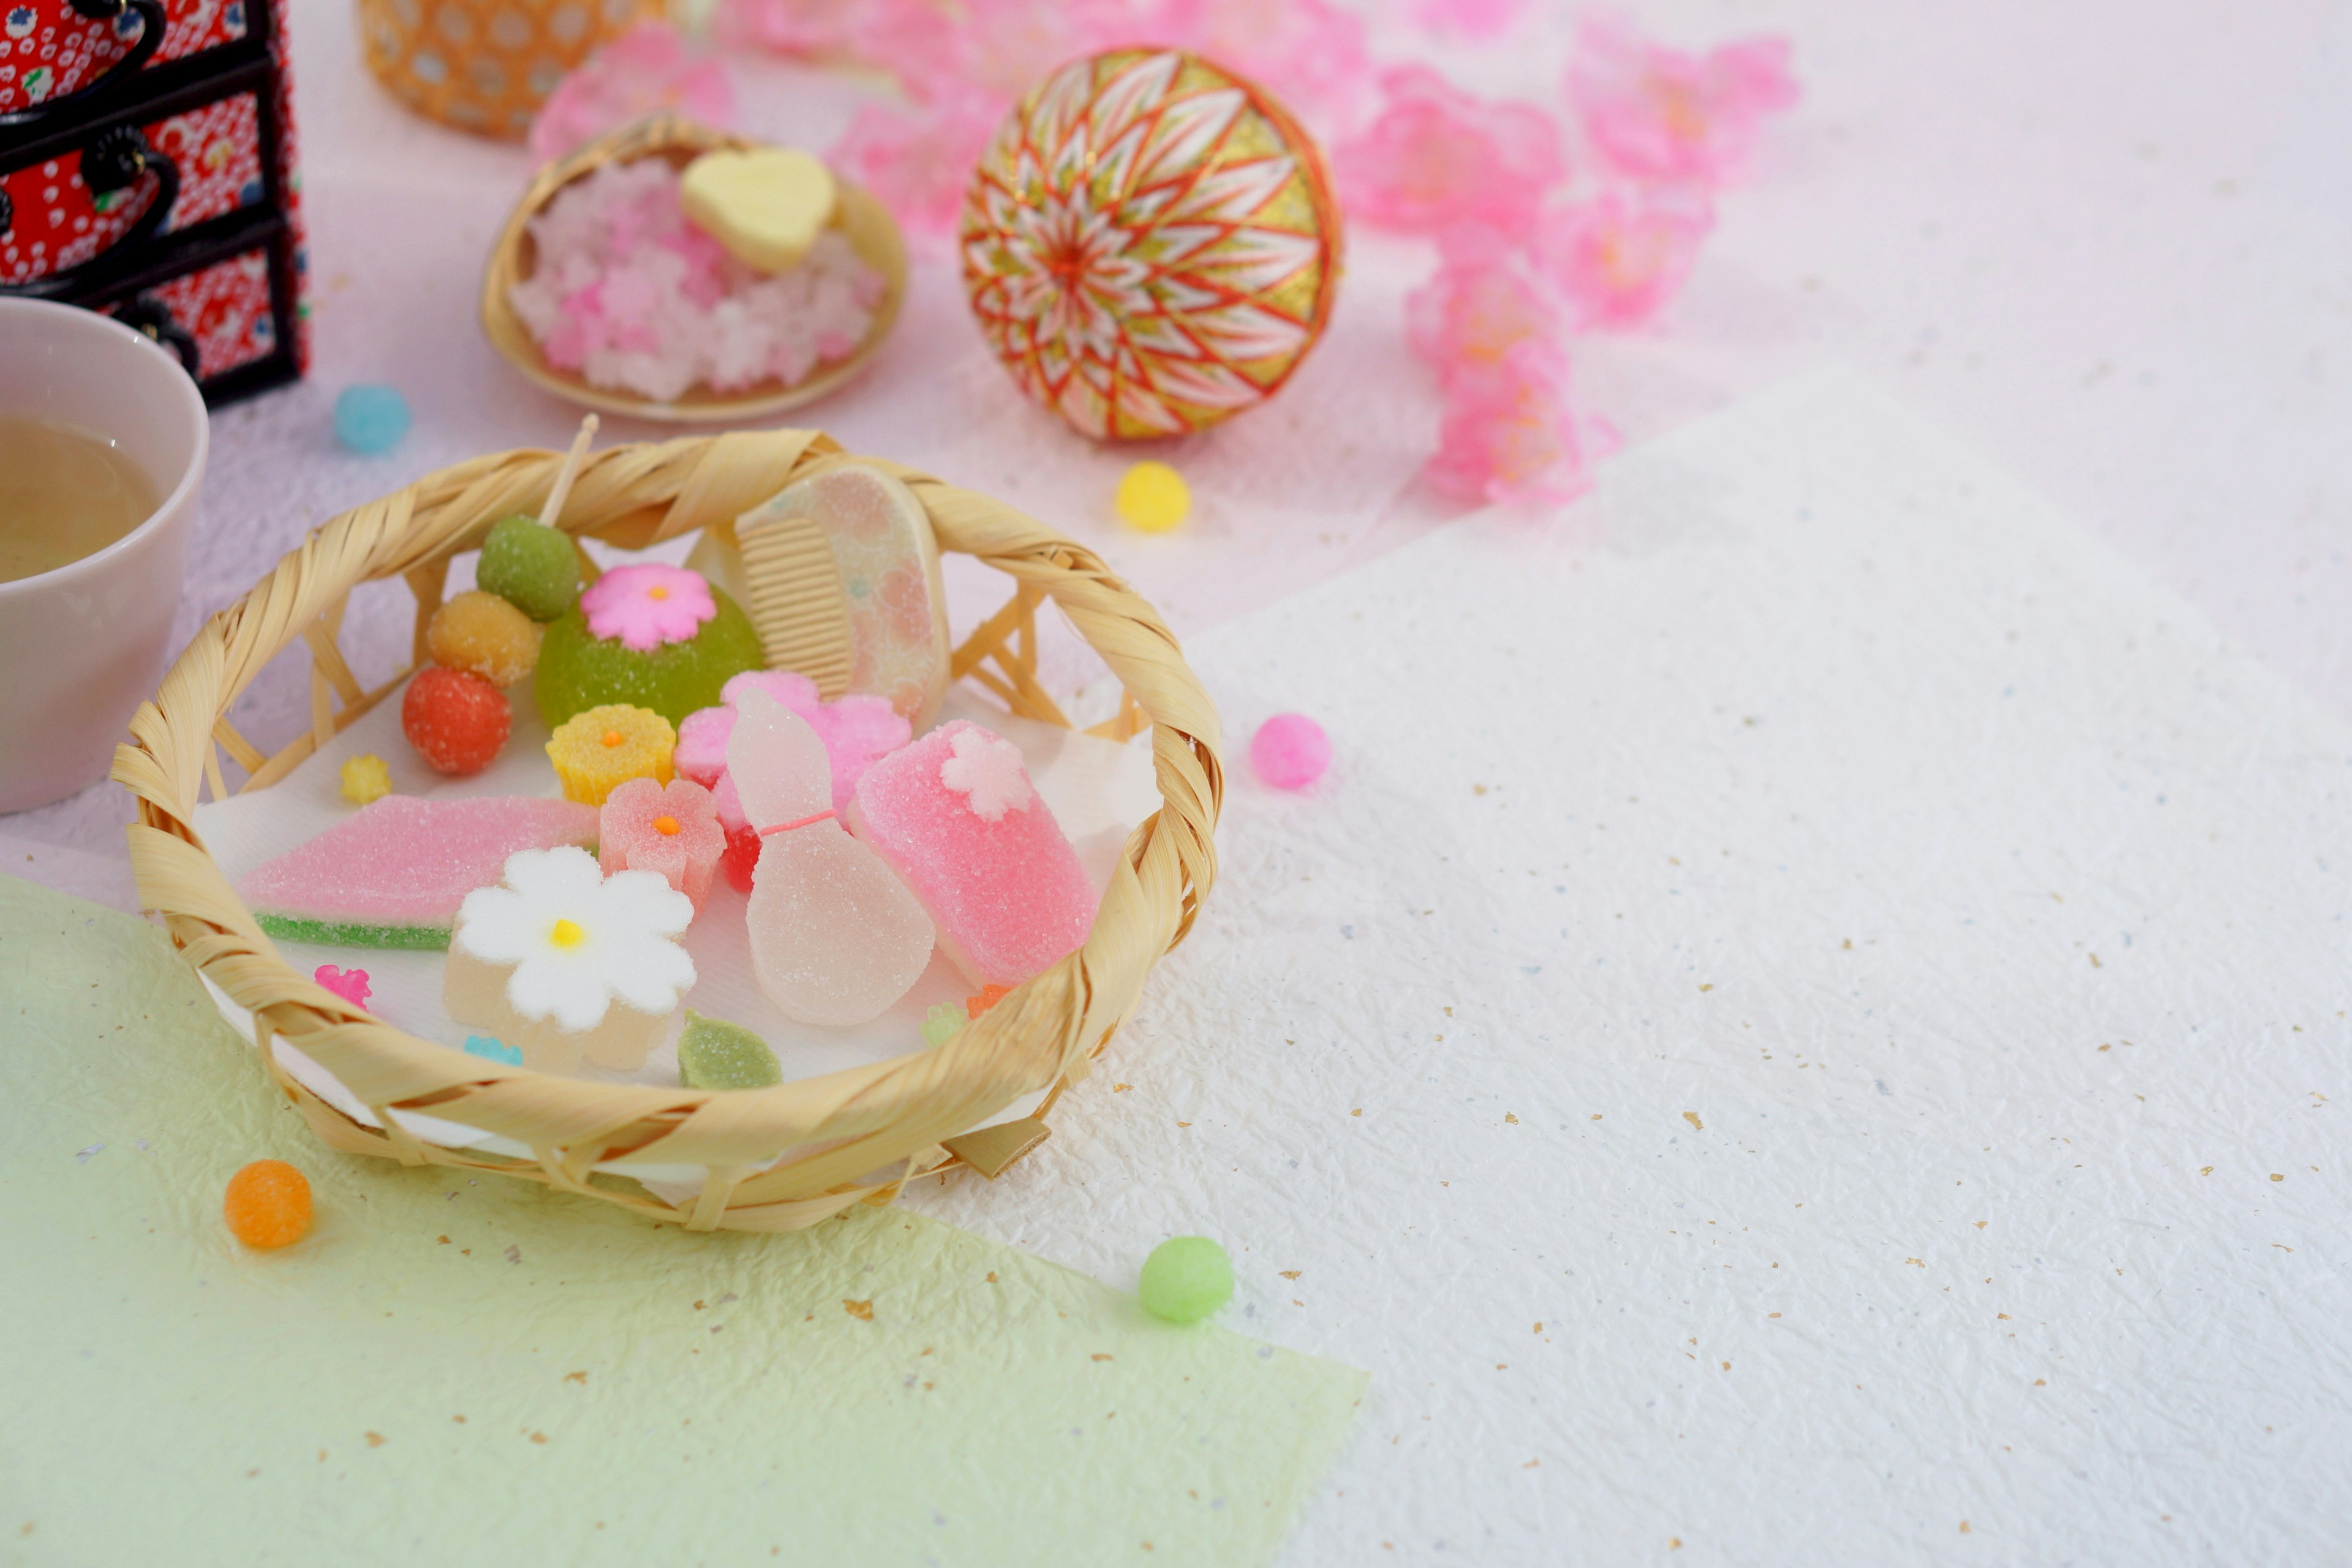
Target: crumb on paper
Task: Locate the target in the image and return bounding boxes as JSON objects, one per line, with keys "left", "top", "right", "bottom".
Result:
{"left": 1683, "top": 1112, "right": 1703, "bottom": 1131}
{"left": 565, "top": 1371, "right": 587, "bottom": 1385}
{"left": 364, "top": 1432, "right": 386, "bottom": 1447}
{"left": 1092, "top": 1353, "right": 1113, "bottom": 1362}
{"left": 529, "top": 1431, "right": 548, "bottom": 1444}
{"left": 1281, "top": 1270, "right": 1302, "bottom": 1280}
{"left": 1113, "top": 1083, "right": 1133, "bottom": 1091}
{"left": 844, "top": 1299, "right": 874, "bottom": 1321}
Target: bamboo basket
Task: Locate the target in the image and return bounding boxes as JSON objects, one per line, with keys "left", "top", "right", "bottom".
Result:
{"left": 481, "top": 116, "right": 910, "bottom": 424}
{"left": 115, "top": 431, "right": 1220, "bottom": 1232}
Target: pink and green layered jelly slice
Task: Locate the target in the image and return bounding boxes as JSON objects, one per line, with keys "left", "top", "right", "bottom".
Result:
{"left": 240, "top": 796, "right": 600, "bottom": 949}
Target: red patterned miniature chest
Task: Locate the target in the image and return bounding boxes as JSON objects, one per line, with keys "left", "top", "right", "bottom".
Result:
{"left": 0, "top": 0, "right": 303, "bottom": 404}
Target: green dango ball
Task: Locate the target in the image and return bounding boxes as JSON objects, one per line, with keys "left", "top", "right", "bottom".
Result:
{"left": 477, "top": 514, "right": 581, "bottom": 622}
{"left": 534, "top": 584, "right": 764, "bottom": 730}
{"left": 1139, "top": 1236, "right": 1234, "bottom": 1325}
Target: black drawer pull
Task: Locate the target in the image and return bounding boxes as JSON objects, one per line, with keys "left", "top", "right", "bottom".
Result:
{"left": 112, "top": 293, "right": 200, "bottom": 377}
{"left": 0, "top": 0, "right": 168, "bottom": 134}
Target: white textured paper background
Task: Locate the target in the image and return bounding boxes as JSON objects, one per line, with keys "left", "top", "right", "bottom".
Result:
{"left": 904, "top": 371, "right": 2351, "bottom": 1564}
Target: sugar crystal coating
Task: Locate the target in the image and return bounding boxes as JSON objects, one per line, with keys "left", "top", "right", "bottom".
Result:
{"left": 677, "top": 1009, "right": 783, "bottom": 1090}
{"left": 478, "top": 514, "right": 580, "bottom": 622}
{"left": 1250, "top": 712, "right": 1330, "bottom": 790}
{"left": 546, "top": 703, "right": 676, "bottom": 805}
{"left": 241, "top": 795, "right": 600, "bottom": 948}
{"left": 848, "top": 720, "right": 1096, "bottom": 988}
{"left": 675, "top": 668, "right": 910, "bottom": 814}
{"left": 599, "top": 775, "right": 724, "bottom": 912}
{"left": 427, "top": 590, "right": 543, "bottom": 687}
{"left": 224, "top": 1159, "right": 312, "bottom": 1249}
{"left": 1139, "top": 1235, "right": 1233, "bottom": 1324}
{"left": 339, "top": 753, "right": 392, "bottom": 806}
{"left": 729, "top": 690, "right": 933, "bottom": 1026}
{"left": 402, "top": 666, "right": 511, "bottom": 776}
{"left": 535, "top": 582, "right": 763, "bottom": 729}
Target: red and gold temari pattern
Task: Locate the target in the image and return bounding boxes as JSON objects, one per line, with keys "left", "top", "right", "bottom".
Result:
{"left": 959, "top": 47, "right": 1343, "bottom": 442}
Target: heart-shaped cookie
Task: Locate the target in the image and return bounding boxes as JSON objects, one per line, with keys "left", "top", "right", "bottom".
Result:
{"left": 679, "top": 147, "right": 839, "bottom": 274}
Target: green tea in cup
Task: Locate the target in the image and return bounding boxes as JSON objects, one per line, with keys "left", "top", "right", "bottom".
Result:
{"left": 0, "top": 413, "right": 162, "bottom": 584}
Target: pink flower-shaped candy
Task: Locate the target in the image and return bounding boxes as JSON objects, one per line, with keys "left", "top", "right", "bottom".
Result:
{"left": 1332, "top": 66, "right": 1565, "bottom": 239}
{"left": 527, "top": 22, "right": 736, "bottom": 167}
{"left": 1423, "top": 340, "right": 1619, "bottom": 509}
{"left": 1566, "top": 15, "right": 1798, "bottom": 187}
{"left": 314, "top": 963, "right": 371, "bottom": 1008}
{"left": 1534, "top": 188, "right": 1715, "bottom": 330}
{"left": 1405, "top": 224, "right": 1562, "bottom": 379}
{"left": 598, "top": 775, "right": 727, "bottom": 913}
{"left": 580, "top": 563, "right": 717, "bottom": 652}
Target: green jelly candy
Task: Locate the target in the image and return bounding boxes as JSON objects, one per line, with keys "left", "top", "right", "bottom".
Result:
{"left": 677, "top": 1009, "right": 782, "bottom": 1090}
{"left": 477, "top": 514, "right": 580, "bottom": 622}
{"left": 534, "top": 584, "right": 763, "bottom": 730}
{"left": 921, "top": 1003, "right": 964, "bottom": 1047}
{"left": 1139, "top": 1235, "right": 1234, "bottom": 1325}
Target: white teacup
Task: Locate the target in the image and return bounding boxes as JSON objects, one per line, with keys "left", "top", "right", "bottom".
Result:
{"left": 0, "top": 297, "right": 209, "bottom": 813}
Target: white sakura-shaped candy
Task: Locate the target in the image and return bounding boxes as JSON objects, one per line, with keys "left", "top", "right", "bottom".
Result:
{"left": 728, "top": 689, "right": 935, "bottom": 1025}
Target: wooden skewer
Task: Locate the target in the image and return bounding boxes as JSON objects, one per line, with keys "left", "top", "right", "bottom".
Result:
{"left": 538, "top": 413, "right": 598, "bottom": 533}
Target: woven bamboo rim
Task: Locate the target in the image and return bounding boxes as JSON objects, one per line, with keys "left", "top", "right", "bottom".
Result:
{"left": 115, "top": 431, "right": 1221, "bottom": 1232}
{"left": 481, "top": 115, "right": 911, "bottom": 424}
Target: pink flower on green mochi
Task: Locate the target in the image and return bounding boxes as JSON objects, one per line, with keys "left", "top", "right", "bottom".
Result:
{"left": 1534, "top": 188, "right": 1715, "bottom": 330}
{"left": 1566, "top": 15, "right": 1798, "bottom": 187}
{"left": 599, "top": 775, "right": 727, "bottom": 913}
{"left": 1406, "top": 224, "right": 1562, "bottom": 379}
{"left": 1332, "top": 66, "right": 1565, "bottom": 238}
{"left": 1424, "top": 341, "right": 1618, "bottom": 508}
{"left": 527, "top": 21, "right": 736, "bottom": 167}
{"left": 580, "top": 563, "right": 717, "bottom": 652}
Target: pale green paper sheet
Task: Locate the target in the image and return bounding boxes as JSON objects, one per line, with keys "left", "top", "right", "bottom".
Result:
{"left": 0, "top": 875, "right": 1366, "bottom": 1567}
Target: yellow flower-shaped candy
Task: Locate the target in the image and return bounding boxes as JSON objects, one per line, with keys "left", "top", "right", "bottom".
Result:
{"left": 339, "top": 753, "right": 393, "bottom": 806}
{"left": 546, "top": 704, "right": 676, "bottom": 805}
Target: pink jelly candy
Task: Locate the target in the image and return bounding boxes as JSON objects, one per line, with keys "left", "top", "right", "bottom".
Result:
{"left": 313, "top": 964, "right": 371, "bottom": 1008}
{"left": 598, "top": 775, "right": 726, "bottom": 913}
{"left": 1251, "top": 713, "right": 1330, "bottom": 790}
{"left": 728, "top": 690, "right": 935, "bottom": 1026}
{"left": 710, "top": 770, "right": 761, "bottom": 892}
{"left": 847, "top": 720, "right": 1097, "bottom": 989}
{"left": 676, "top": 669, "right": 910, "bottom": 812}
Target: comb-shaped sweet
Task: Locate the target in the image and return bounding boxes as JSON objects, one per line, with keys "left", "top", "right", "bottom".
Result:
{"left": 240, "top": 795, "right": 599, "bottom": 949}
{"left": 728, "top": 689, "right": 933, "bottom": 1027}
{"left": 598, "top": 775, "right": 725, "bottom": 914}
{"left": 442, "top": 845, "right": 694, "bottom": 1074}
{"left": 846, "top": 720, "right": 1097, "bottom": 989}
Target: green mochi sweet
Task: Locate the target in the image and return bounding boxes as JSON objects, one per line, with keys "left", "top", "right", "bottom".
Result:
{"left": 534, "top": 585, "right": 764, "bottom": 730}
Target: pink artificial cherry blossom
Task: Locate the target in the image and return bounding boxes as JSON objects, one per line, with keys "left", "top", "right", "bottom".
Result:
{"left": 710, "top": 0, "right": 889, "bottom": 62}
{"left": 1533, "top": 187, "right": 1716, "bottom": 330}
{"left": 1405, "top": 223, "right": 1562, "bottom": 378}
{"left": 527, "top": 22, "right": 736, "bottom": 166}
{"left": 1423, "top": 340, "right": 1618, "bottom": 508}
{"left": 1407, "top": 0, "right": 1526, "bottom": 40}
{"left": 1566, "top": 14, "right": 1799, "bottom": 186}
{"left": 1114, "top": 0, "right": 1374, "bottom": 126}
{"left": 1332, "top": 66, "right": 1566, "bottom": 239}
{"left": 830, "top": 83, "right": 1006, "bottom": 239}
{"left": 579, "top": 563, "right": 717, "bottom": 652}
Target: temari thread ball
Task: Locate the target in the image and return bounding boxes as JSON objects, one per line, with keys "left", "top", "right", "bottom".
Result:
{"left": 959, "top": 47, "right": 1344, "bottom": 442}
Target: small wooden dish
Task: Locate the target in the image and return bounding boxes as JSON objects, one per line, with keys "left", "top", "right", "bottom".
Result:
{"left": 480, "top": 115, "right": 910, "bottom": 424}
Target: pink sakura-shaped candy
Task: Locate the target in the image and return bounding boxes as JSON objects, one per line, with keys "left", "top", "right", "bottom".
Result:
{"left": 599, "top": 775, "right": 726, "bottom": 914}
{"left": 675, "top": 669, "right": 910, "bottom": 812}
{"left": 1331, "top": 66, "right": 1566, "bottom": 240}
{"left": 728, "top": 690, "right": 934, "bottom": 1026}
{"left": 847, "top": 720, "right": 1098, "bottom": 989}
{"left": 1565, "top": 15, "right": 1798, "bottom": 188}
{"left": 313, "top": 964, "right": 371, "bottom": 1008}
